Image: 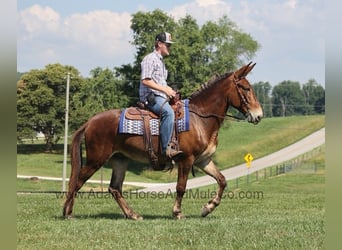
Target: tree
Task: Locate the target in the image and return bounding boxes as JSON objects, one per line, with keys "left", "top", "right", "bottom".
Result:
{"left": 302, "top": 79, "right": 325, "bottom": 114}
{"left": 271, "top": 81, "right": 304, "bottom": 116}
{"left": 70, "top": 67, "right": 130, "bottom": 130}
{"left": 253, "top": 81, "right": 272, "bottom": 117}
{"left": 168, "top": 14, "right": 206, "bottom": 96}
{"left": 115, "top": 9, "right": 177, "bottom": 105}
{"left": 17, "top": 63, "right": 84, "bottom": 150}
{"left": 116, "top": 10, "right": 260, "bottom": 99}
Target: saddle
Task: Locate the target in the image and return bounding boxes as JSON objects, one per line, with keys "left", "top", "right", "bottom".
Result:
{"left": 124, "top": 95, "right": 184, "bottom": 170}
{"left": 125, "top": 102, "right": 184, "bottom": 120}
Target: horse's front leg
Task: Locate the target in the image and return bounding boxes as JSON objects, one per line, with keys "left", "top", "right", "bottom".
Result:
{"left": 173, "top": 158, "right": 193, "bottom": 219}
{"left": 198, "top": 159, "right": 227, "bottom": 217}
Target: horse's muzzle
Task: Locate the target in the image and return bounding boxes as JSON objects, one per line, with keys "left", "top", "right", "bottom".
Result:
{"left": 246, "top": 109, "right": 263, "bottom": 124}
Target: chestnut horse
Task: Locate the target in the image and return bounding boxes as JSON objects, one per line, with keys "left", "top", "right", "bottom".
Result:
{"left": 63, "top": 62, "right": 263, "bottom": 220}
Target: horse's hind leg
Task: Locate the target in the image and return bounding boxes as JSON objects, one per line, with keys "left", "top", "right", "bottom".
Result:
{"left": 63, "top": 163, "right": 102, "bottom": 218}
{"left": 107, "top": 154, "right": 143, "bottom": 220}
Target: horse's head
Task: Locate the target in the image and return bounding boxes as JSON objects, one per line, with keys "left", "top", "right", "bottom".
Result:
{"left": 228, "top": 62, "right": 263, "bottom": 124}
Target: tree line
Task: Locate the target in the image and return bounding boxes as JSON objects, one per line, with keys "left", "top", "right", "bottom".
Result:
{"left": 16, "top": 10, "right": 324, "bottom": 150}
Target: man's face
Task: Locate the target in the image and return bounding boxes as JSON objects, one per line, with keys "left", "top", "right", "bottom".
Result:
{"left": 159, "top": 42, "right": 171, "bottom": 56}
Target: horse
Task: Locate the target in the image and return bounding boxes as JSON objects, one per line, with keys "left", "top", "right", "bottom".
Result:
{"left": 63, "top": 62, "right": 263, "bottom": 220}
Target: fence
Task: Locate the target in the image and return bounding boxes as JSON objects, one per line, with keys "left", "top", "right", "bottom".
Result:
{"left": 228, "top": 145, "right": 324, "bottom": 190}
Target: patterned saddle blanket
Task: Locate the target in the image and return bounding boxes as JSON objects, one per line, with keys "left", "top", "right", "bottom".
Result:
{"left": 118, "top": 99, "right": 190, "bottom": 135}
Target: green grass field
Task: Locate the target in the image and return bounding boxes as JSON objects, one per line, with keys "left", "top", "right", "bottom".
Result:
{"left": 17, "top": 115, "right": 325, "bottom": 249}
{"left": 17, "top": 115, "right": 325, "bottom": 186}
{"left": 17, "top": 152, "right": 325, "bottom": 249}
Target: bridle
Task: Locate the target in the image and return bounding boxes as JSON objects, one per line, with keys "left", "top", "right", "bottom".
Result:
{"left": 232, "top": 73, "right": 250, "bottom": 109}
{"left": 189, "top": 74, "right": 251, "bottom": 122}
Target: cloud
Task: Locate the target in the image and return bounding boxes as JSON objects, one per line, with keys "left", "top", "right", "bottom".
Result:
{"left": 285, "top": 0, "right": 297, "bottom": 9}
{"left": 17, "top": 1, "right": 324, "bottom": 85}
{"left": 169, "top": 0, "right": 231, "bottom": 24}
{"left": 18, "top": 5, "right": 133, "bottom": 74}
{"left": 63, "top": 10, "right": 132, "bottom": 55}
{"left": 18, "top": 4, "right": 60, "bottom": 39}
{"left": 167, "top": 0, "right": 324, "bottom": 84}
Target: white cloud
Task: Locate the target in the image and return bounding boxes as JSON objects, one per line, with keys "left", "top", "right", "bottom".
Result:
{"left": 18, "top": 4, "right": 60, "bottom": 39}
{"left": 170, "top": 0, "right": 231, "bottom": 24}
{"left": 195, "top": 0, "right": 226, "bottom": 7}
{"left": 168, "top": 0, "right": 324, "bottom": 84}
{"left": 63, "top": 10, "right": 132, "bottom": 56}
{"left": 17, "top": 1, "right": 324, "bottom": 85}
{"left": 286, "top": 0, "right": 297, "bottom": 9}
{"left": 18, "top": 5, "right": 133, "bottom": 75}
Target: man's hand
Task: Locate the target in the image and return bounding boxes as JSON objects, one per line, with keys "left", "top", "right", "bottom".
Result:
{"left": 142, "top": 78, "right": 176, "bottom": 98}
{"left": 164, "top": 86, "right": 177, "bottom": 99}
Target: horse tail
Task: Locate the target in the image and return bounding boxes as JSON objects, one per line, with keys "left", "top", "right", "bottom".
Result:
{"left": 69, "top": 122, "right": 88, "bottom": 191}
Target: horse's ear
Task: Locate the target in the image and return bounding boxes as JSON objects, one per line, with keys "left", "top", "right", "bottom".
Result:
{"left": 235, "top": 62, "right": 256, "bottom": 79}
{"left": 244, "top": 62, "right": 256, "bottom": 76}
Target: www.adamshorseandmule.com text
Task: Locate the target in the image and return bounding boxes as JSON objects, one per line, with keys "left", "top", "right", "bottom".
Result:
{"left": 53, "top": 189, "right": 264, "bottom": 200}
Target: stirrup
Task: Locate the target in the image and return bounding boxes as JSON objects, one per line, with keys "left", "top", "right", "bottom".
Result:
{"left": 165, "top": 145, "right": 184, "bottom": 159}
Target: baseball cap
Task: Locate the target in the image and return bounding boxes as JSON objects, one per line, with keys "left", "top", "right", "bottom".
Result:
{"left": 155, "top": 32, "right": 175, "bottom": 44}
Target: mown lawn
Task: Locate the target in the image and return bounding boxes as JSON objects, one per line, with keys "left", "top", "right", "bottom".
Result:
{"left": 17, "top": 152, "right": 325, "bottom": 249}
{"left": 17, "top": 115, "right": 325, "bottom": 185}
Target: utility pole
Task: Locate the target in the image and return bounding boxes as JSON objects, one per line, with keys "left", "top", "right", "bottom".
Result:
{"left": 62, "top": 73, "right": 70, "bottom": 192}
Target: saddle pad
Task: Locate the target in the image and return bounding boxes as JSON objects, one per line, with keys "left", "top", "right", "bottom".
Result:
{"left": 118, "top": 99, "right": 190, "bottom": 135}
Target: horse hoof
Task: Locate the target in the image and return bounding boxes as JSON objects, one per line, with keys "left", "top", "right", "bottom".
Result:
{"left": 173, "top": 212, "right": 186, "bottom": 220}
{"left": 130, "top": 214, "right": 143, "bottom": 221}
{"left": 201, "top": 206, "right": 211, "bottom": 217}
{"left": 65, "top": 214, "right": 73, "bottom": 220}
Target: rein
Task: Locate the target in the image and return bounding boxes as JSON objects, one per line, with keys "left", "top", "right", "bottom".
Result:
{"left": 188, "top": 74, "right": 250, "bottom": 122}
{"left": 189, "top": 109, "right": 246, "bottom": 122}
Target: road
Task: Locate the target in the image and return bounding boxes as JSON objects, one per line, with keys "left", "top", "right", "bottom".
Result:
{"left": 140, "top": 127, "right": 325, "bottom": 193}
{"left": 18, "top": 128, "right": 325, "bottom": 193}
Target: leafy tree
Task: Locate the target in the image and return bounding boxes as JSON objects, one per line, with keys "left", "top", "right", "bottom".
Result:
{"left": 253, "top": 81, "right": 272, "bottom": 117}
{"left": 116, "top": 10, "right": 260, "bottom": 99}
{"left": 115, "top": 9, "right": 177, "bottom": 105}
{"left": 17, "top": 63, "right": 84, "bottom": 150}
{"left": 70, "top": 67, "right": 130, "bottom": 130}
{"left": 271, "top": 80, "right": 304, "bottom": 116}
{"left": 87, "top": 67, "right": 129, "bottom": 110}
{"left": 168, "top": 14, "right": 206, "bottom": 95}
{"left": 202, "top": 16, "right": 259, "bottom": 76}
{"left": 302, "top": 79, "right": 325, "bottom": 114}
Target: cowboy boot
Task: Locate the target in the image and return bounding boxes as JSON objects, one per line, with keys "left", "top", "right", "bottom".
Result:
{"left": 165, "top": 143, "right": 184, "bottom": 159}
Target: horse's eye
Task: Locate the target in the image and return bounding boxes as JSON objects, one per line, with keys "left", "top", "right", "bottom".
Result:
{"left": 237, "top": 83, "right": 250, "bottom": 91}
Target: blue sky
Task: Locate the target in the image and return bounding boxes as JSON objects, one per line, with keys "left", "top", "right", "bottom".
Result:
{"left": 17, "top": 0, "right": 325, "bottom": 86}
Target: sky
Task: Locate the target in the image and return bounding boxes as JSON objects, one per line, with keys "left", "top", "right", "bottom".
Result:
{"left": 17, "top": 0, "right": 325, "bottom": 86}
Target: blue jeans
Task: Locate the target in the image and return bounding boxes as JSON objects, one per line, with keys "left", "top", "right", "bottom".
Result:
{"left": 147, "top": 95, "right": 174, "bottom": 153}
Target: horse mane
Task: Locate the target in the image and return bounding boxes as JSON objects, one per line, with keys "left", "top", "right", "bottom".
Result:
{"left": 189, "top": 71, "right": 233, "bottom": 100}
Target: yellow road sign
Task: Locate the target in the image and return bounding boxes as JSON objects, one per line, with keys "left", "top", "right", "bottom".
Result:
{"left": 244, "top": 153, "right": 254, "bottom": 168}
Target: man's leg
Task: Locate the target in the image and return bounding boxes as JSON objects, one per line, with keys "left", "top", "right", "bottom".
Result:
{"left": 148, "top": 96, "right": 183, "bottom": 158}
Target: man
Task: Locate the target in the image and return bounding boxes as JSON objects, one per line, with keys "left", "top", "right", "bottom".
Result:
{"left": 139, "top": 32, "right": 183, "bottom": 159}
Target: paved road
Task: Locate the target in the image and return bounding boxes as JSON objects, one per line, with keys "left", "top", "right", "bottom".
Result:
{"left": 140, "top": 127, "right": 325, "bottom": 193}
{"left": 18, "top": 128, "right": 325, "bottom": 192}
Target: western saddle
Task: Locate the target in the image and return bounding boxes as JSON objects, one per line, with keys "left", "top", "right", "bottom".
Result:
{"left": 124, "top": 93, "right": 184, "bottom": 170}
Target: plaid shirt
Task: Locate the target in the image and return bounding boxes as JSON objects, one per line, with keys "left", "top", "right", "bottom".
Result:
{"left": 139, "top": 50, "right": 168, "bottom": 101}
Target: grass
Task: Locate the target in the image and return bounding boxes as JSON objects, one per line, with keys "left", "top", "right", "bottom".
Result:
{"left": 214, "top": 115, "right": 325, "bottom": 168}
{"left": 17, "top": 152, "right": 325, "bottom": 249}
{"left": 17, "top": 115, "right": 325, "bottom": 186}
{"left": 17, "top": 178, "right": 140, "bottom": 193}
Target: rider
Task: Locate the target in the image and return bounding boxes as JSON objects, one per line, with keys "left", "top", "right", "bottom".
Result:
{"left": 139, "top": 32, "right": 183, "bottom": 159}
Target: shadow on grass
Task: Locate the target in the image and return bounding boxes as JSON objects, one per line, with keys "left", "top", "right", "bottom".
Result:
{"left": 17, "top": 143, "right": 64, "bottom": 154}
{"left": 56, "top": 212, "right": 205, "bottom": 221}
